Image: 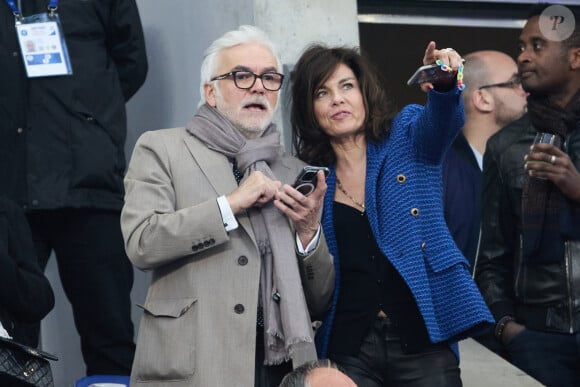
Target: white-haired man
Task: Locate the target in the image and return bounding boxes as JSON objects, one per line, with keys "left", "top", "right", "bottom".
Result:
{"left": 121, "top": 25, "right": 335, "bottom": 387}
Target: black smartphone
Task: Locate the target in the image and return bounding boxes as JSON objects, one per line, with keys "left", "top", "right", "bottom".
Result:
{"left": 407, "top": 63, "right": 456, "bottom": 86}
{"left": 292, "top": 166, "right": 330, "bottom": 196}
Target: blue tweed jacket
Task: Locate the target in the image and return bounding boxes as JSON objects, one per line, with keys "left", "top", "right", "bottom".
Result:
{"left": 316, "top": 90, "right": 494, "bottom": 359}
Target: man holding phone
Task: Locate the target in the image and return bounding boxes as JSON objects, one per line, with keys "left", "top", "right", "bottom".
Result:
{"left": 120, "top": 25, "right": 334, "bottom": 387}
{"left": 475, "top": 4, "right": 580, "bottom": 386}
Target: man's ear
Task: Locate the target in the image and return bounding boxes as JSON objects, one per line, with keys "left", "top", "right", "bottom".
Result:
{"left": 471, "top": 89, "right": 494, "bottom": 113}
{"left": 204, "top": 83, "right": 217, "bottom": 107}
{"left": 569, "top": 47, "right": 580, "bottom": 70}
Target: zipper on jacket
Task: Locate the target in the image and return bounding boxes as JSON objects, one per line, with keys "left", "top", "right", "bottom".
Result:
{"left": 515, "top": 235, "right": 524, "bottom": 299}
{"left": 565, "top": 241, "right": 574, "bottom": 334}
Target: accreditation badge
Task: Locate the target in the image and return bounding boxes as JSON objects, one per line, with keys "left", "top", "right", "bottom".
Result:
{"left": 16, "top": 12, "right": 72, "bottom": 77}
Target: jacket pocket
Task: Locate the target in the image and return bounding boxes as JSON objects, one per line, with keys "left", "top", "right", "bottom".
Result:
{"left": 133, "top": 297, "right": 197, "bottom": 381}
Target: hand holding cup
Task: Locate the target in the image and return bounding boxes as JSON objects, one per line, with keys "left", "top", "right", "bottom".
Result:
{"left": 524, "top": 132, "right": 563, "bottom": 180}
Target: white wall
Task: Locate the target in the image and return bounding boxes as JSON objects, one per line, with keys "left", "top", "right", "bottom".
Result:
{"left": 41, "top": 1, "right": 359, "bottom": 386}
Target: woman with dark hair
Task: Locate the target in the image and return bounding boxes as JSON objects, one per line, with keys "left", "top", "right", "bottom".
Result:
{"left": 290, "top": 42, "right": 493, "bottom": 387}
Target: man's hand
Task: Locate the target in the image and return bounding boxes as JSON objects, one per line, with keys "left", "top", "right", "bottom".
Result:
{"left": 274, "top": 170, "right": 327, "bottom": 247}
{"left": 501, "top": 320, "right": 526, "bottom": 346}
{"left": 226, "top": 171, "right": 282, "bottom": 214}
{"left": 524, "top": 143, "right": 580, "bottom": 202}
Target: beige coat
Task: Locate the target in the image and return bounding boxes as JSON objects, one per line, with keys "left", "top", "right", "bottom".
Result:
{"left": 121, "top": 128, "right": 335, "bottom": 387}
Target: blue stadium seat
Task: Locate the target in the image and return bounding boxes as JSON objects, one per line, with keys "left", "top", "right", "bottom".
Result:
{"left": 74, "top": 374, "right": 130, "bottom": 387}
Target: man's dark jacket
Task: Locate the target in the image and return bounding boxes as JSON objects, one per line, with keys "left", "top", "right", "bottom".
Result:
{"left": 0, "top": 0, "right": 147, "bottom": 210}
{"left": 443, "top": 132, "right": 482, "bottom": 271}
{"left": 476, "top": 114, "right": 580, "bottom": 334}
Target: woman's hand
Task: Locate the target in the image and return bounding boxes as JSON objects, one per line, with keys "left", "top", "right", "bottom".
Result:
{"left": 274, "top": 170, "right": 327, "bottom": 247}
{"left": 420, "top": 41, "right": 464, "bottom": 92}
{"left": 423, "top": 41, "right": 464, "bottom": 68}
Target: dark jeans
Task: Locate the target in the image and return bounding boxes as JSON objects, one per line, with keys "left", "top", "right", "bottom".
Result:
{"left": 254, "top": 327, "right": 292, "bottom": 387}
{"left": 331, "top": 317, "right": 462, "bottom": 387}
{"left": 26, "top": 209, "right": 135, "bottom": 375}
{"left": 506, "top": 328, "right": 580, "bottom": 387}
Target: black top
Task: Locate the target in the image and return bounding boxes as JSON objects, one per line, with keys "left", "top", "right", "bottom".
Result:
{"left": 328, "top": 202, "right": 430, "bottom": 355}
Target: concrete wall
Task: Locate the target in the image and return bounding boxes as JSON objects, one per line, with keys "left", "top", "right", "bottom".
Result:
{"left": 41, "top": 1, "right": 359, "bottom": 386}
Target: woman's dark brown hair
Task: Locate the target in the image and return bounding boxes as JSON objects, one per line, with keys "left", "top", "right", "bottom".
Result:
{"left": 290, "top": 44, "right": 396, "bottom": 166}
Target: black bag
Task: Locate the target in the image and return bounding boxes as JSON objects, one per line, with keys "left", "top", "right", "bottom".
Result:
{"left": 0, "top": 336, "right": 57, "bottom": 387}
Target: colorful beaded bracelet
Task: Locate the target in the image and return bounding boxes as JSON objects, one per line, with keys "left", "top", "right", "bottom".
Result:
{"left": 435, "top": 59, "right": 465, "bottom": 91}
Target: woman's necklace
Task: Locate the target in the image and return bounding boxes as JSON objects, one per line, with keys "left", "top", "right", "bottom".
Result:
{"left": 336, "top": 177, "right": 365, "bottom": 212}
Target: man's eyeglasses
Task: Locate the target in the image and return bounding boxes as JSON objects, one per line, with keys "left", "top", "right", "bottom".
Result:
{"left": 478, "top": 77, "right": 522, "bottom": 90}
{"left": 210, "top": 71, "right": 284, "bottom": 91}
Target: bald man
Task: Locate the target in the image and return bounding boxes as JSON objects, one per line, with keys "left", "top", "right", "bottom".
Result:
{"left": 442, "top": 50, "right": 527, "bottom": 357}
{"left": 278, "top": 359, "right": 357, "bottom": 387}
{"left": 443, "top": 50, "right": 527, "bottom": 271}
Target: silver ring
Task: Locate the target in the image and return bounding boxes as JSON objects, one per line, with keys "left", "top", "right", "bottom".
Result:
{"left": 444, "top": 48, "right": 455, "bottom": 52}
{"left": 550, "top": 155, "right": 557, "bottom": 165}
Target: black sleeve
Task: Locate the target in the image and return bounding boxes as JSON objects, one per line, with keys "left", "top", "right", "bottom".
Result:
{"left": 474, "top": 142, "right": 517, "bottom": 321}
{"left": 107, "top": 0, "right": 148, "bottom": 101}
{"left": 0, "top": 198, "right": 55, "bottom": 323}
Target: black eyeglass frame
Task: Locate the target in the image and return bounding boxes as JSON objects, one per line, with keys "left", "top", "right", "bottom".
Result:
{"left": 210, "top": 71, "right": 285, "bottom": 91}
{"left": 478, "top": 77, "right": 522, "bottom": 90}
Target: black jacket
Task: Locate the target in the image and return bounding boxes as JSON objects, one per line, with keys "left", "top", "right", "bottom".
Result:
{"left": 0, "top": 197, "right": 55, "bottom": 346}
{"left": 476, "top": 114, "right": 580, "bottom": 334}
{"left": 443, "top": 132, "right": 482, "bottom": 271}
{"left": 0, "top": 0, "right": 147, "bottom": 210}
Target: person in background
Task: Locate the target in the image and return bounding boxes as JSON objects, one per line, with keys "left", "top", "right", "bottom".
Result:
{"left": 0, "top": 196, "right": 54, "bottom": 347}
{"left": 279, "top": 359, "right": 357, "bottom": 387}
{"left": 290, "top": 42, "right": 493, "bottom": 387}
{"left": 121, "top": 25, "right": 334, "bottom": 387}
{"left": 443, "top": 50, "right": 527, "bottom": 272}
{"left": 0, "top": 0, "right": 148, "bottom": 376}
{"left": 475, "top": 4, "right": 580, "bottom": 386}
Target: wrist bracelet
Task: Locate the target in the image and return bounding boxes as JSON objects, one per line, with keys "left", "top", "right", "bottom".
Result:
{"left": 494, "top": 315, "right": 516, "bottom": 342}
{"left": 435, "top": 59, "right": 465, "bottom": 91}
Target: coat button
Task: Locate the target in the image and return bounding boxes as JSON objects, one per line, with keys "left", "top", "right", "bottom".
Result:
{"left": 411, "top": 208, "right": 419, "bottom": 217}
{"left": 16, "top": 127, "right": 23, "bottom": 134}
{"left": 396, "top": 174, "right": 406, "bottom": 183}
{"left": 203, "top": 240, "right": 211, "bottom": 247}
{"left": 191, "top": 244, "right": 200, "bottom": 251}
{"left": 234, "top": 304, "right": 245, "bottom": 314}
{"left": 238, "top": 256, "right": 248, "bottom": 266}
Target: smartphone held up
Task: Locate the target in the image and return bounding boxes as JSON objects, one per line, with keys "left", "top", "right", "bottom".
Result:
{"left": 292, "top": 166, "right": 330, "bottom": 196}
{"left": 406, "top": 63, "right": 457, "bottom": 87}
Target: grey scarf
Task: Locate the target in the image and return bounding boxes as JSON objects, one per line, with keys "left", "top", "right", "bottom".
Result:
{"left": 186, "top": 104, "right": 313, "bottom": 365}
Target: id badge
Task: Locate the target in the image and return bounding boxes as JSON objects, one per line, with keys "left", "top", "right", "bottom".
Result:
{"left": 16, "top": 12, "right": 72, "bottom": 77}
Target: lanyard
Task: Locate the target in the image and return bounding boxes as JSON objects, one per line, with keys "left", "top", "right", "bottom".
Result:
{"left": 4, "top": 0, "right": 59, "bottom": 17}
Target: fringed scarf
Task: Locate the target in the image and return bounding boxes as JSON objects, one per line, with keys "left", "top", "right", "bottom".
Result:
{"left": 186, "top": 104, "right": 313, "bottom": 365}
{"left": 521, "top": 91, "right": 580, "bottom": 263}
